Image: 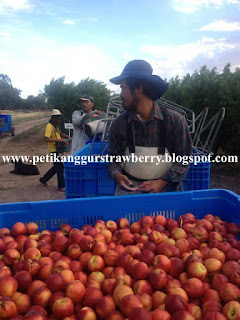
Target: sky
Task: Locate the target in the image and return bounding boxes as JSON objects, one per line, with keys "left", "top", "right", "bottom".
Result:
{"left": 0, "top": 0, "right": 240, "bottom": 98}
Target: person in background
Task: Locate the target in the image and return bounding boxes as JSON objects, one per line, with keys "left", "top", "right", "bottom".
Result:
{"left": 71, "top": 94, "right": 95, "bottom": 154}
{"left": 107, "top": 59, "right": 192, "bottom": 195}
{"left": 39, "top": 109, "right": 71, "bottom": 192}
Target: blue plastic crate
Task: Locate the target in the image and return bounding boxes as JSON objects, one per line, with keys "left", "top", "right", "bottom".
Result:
{"left": 65, "top": 143, "right": 116, "bottom": 199}
{"left": 183, "top": 149, "right": 210, "bottom": 191}
{"left": 65, "top": 145, "right": 211, "bottom": 199}
{"left": 86, "top": 137, "right": 102, "bottom": 145}
{"left": 0, "top": 190, "right": 239, "bottom": 231}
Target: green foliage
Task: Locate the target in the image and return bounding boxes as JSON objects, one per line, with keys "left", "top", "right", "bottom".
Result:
{"left": 44, "top": 77, "right": 111, "bottom": 121}
{"left": 0, "top": 74, "right": 22, "bottom": 110}
{"left": 163, "top": 63, "right": 240, "bottom": 155}
{"left": 0, "top": 74, "right": 47, "bottom": 110}
{"left": 23, "top": 93, "right": 47, "bottom": 110}
{"left": 1, "top": 65, "right": 239, "bottom": 155}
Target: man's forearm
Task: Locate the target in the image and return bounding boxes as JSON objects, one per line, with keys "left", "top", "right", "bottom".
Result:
{"left": 107, "top": 162, "right": 122, "bottom": 179}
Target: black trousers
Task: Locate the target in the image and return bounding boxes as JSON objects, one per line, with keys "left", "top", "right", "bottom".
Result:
{"left": 41, "top": 154, "right": 65, "bottom": 189}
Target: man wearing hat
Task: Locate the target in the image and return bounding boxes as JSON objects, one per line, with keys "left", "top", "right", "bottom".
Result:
{"left": 71, "top": 94, "right": 95, "bottom": 154}
{"left": 108, "top": 60, "right": 192, "bottom": 195}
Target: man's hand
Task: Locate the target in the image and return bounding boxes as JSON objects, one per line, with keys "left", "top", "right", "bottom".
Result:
{"left": 114, "top": 173, "right": 139, "bottom": 192}
{"left": 140, "top": 179, "right": 168, "bottom": 193}
{"left": 95, "top": 110, "right": 102, "bottom": 115}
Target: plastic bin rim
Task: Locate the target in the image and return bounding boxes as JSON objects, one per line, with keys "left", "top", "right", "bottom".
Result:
{"left": 0, "top": 189, "right": 239, "bottom": 208}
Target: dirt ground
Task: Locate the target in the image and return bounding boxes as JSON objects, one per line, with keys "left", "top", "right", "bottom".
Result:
{"left": 0, "top": 116, "right": 66, "bottom": 203}
{"left": 210, "top": 164, "right": 240, "bottom": 195}
{"left": 0, "top": 117, "right": 239, "bottom": 204}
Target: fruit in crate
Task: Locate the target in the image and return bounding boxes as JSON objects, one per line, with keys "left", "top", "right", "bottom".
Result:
{"left": 0, "top": 213, "right": 239, "bottom": 319}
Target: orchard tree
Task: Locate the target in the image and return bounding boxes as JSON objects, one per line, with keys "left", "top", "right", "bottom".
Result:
{"left": 76, "top": 78, "right": 111, "bottom": 112}
{"left": 0, "top": 74, "right": 22, "bottom": 110}
{"left": 23, "top": 93, "right": 47, "bottom": 110}
{"left": 163, "top": 63, "right": 240, "bottom": 155}
{"left": 44, "top": 77, "right": 111, "bottom": 121}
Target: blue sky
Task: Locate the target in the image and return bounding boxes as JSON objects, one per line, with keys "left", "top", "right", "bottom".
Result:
{"left": 0, "top": 0, "right": 240, "bottom": 98}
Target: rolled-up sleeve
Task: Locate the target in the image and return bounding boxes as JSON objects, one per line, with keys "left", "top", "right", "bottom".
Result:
{"left": 72, "top": 111, "right": 83, "bottom": 128}
{"left": 160, "top": 116, "right": 193, "bottom": 183}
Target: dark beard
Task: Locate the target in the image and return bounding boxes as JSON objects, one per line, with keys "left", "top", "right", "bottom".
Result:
{"left": 121, "top": 95, "right": 138, "bottom": 111}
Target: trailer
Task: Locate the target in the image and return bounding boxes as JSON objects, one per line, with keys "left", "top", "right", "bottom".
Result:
{"left": 0, "top": 114, "right": 15, "bottom": 137}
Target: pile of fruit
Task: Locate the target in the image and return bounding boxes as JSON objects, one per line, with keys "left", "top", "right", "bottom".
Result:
{"left": 0, "top": 213, "right": 240, "bottom": 320}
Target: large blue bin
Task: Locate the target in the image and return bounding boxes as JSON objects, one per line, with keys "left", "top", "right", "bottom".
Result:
{"left": 0, "top": 189, "right": 239, "bottom": 231}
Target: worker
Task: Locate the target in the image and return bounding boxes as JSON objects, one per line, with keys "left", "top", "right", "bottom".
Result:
{"left": 71, "top": 94, "right": 95, "bottom": 155}
{"left": 39, "top": 109, "right": 71, "bottom": 192}
{"left": 107, "top": 59, "right": 192, "bottom": 195}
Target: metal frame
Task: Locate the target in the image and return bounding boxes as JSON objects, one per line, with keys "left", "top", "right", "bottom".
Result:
{"left": 107, "top": 96, "right": 196, "bottom": 134}
{"left": 157, "top": 98, "right": 196, "bottom": 134}
{"left": 88, "top": 96, "right": 225, "bottom": 158}
{"left": 106, "top": 97, "right": 124, "bottom": 118}
{"left": 193, "top": 108, "right": 225, "bottom": 155}
{"left": 191, "top": 108, "right": 209, "bottom": 148}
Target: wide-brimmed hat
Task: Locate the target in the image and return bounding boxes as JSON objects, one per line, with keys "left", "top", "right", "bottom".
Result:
{"left": 110, "top": 60, "right": 168, "bottom": 99}
{"left": 51, "top": 109, "right": 62, "bottom": 116}
{"left": 78, "top": 94, "right": 94, "bottom": 103}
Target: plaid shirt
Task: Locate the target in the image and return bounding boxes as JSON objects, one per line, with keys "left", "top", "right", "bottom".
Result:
{"left": 107, "top": 102, "right": 192, "bottom": 183}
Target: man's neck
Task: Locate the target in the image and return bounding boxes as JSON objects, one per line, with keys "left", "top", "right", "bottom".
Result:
{"left": 135, "top": 98, "right": 154, "bottom": 123}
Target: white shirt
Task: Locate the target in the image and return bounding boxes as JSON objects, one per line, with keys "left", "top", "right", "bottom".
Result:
{"left": 71, "top": 110, "right": 89, "bottom": 155}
